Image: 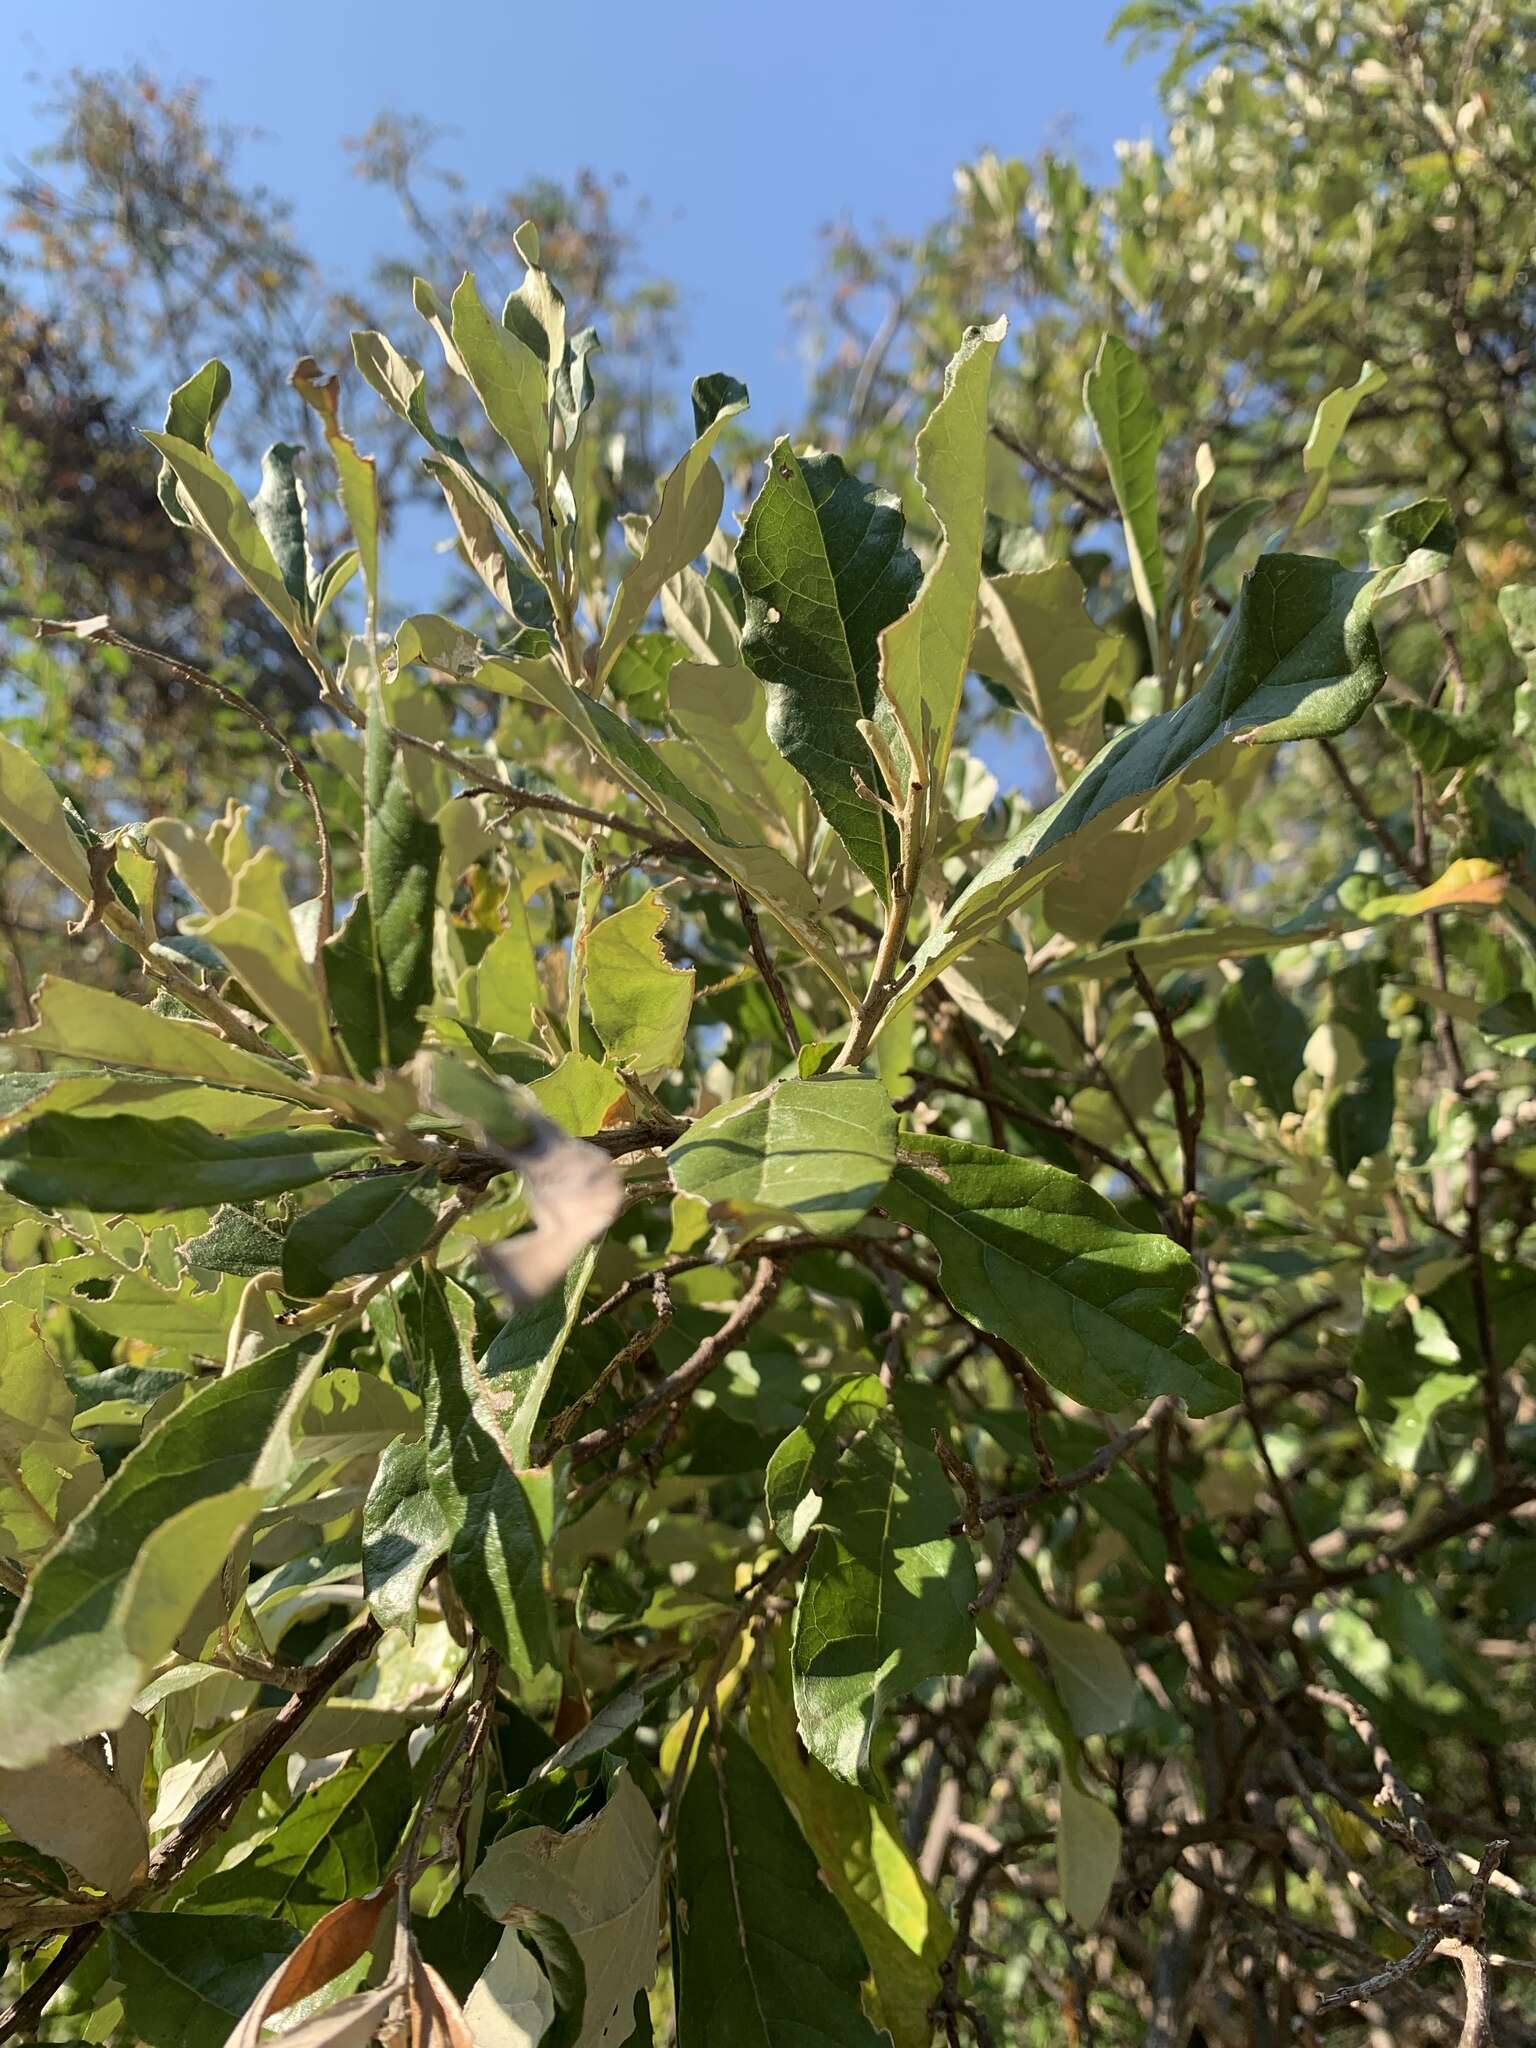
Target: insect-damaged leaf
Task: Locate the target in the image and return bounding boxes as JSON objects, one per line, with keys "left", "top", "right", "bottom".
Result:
{"left": 469, "top": 1769, "right": 661, "bottom": 2048}
{"left": 585, "top": 890, "right": 694, "bottom": 1078}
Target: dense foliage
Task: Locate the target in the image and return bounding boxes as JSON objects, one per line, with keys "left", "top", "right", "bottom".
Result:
{"left": 2, "top": 9, "right": 1535, "bottom": 2048}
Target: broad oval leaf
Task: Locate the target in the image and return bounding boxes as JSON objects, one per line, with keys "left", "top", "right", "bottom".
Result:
{"left": 882, "top": 1135, "right": 1238, "bottom": 1415}
{"left": 667, "top": 1073, "right": 895, "bottom": 1238}
{"left": 673, "top": 1722, "right": 886, "bottom": 2048}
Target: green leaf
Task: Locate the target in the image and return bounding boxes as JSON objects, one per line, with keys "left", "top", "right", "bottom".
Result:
{"left": 1083, "top": 333, "right": 1166, "bottom": 658}
{"left": 295, "top": 1367, "right": 418, "bottom": 1461}
{"left": 791, "top": 1397, "right": 976, "bottom": 1785}
{"left": 464, "top": 1926, "right": 557, "bottom": 2048}
{"left": 738, "top": 442, "right": 919, "bottom": 890}
{"left": 412, "top": 1275, "right": 556, "bottom": 1680}
{"left": 976, "top": 1612, "right": 1120, "bottom": 1928}
{"left": 291, "top": 354, "right": 380, "bottom": 611}
{"left": 281, "top": 1170, "right": 438, "bottom": 1299}
{"left": 362, "top": 1432, "right": 448, "bottom": 1638}
{"left": 673, "top": 1722, "right": 885, "bottom": 2048}
{"left": 458, "top": 885, "right": 540, "bottom": 1043}
{"left": 1057, "top": 1751, "right": 1123, "bottom": 1929}
{"left": 0, "top": 1112, "right": 374, "bottom": 1213}
{"left": 1216, "top": 958, "right": 1309, "bottom": 1116}
{"left": 107, "top": 1912, "right": 298, "bottom": 2048}
{"left": 323, "top": 893, "right": 386, "bottom": 1079}
{"left": 1325, "top": 959, "right": 1397, "bottom": 1174}
{"left": 1363, "top": 495, "right": 1458, "bottom": 597}
{"left": 529, "top": 1052, "right": 628, "bottom": 1138}
{"left": 250, "top": 442, "right": 313, "bottom": 619}
{"left": 907, "top": 550, "right": 1386, "bottom": 1007}
{"left": 425, "top": 451, "right": 552, "bottom": 625}
{"left": 157, "top": 358, "right": 233, "bottom": 527}
{"left": 6, "top": 975, "right": 315, "bottom": 1103}
{"left": 1298, "top": 360, "right": 1386, "bottom": 526}
{"left": 468, "top": 1769, "right": 662, "bottom": 2048}
{"left": 662, "top": 661, "right": 811, "bottom": 847}
{"left": 188, "top": 847, "right": 338, "bottom": 1072}
{"left": 595, "top": 373, "right": 749, "bottom": 684}
{"left": 585, "top": 891, "right": 694, "bottom": 1077}
{"left": 141, "top": 431, "right": 310, "bottom": 646}
{"left": 883, "top": 1135, "right": 1237, "bottom": 1414}
{"left": 0, "top": 1345, "right": 322, "bottom": 1767}
{"left": 972, "top": 561, "right": 1133, "bottom": 785}
{"left": 1014, "top": 1583, "right": 1139, "bottom": 1738}
{"left": 747, "top": 1655, "right": 948, "bottom": 2048}
{"left": 0, "top": 732, "right": 95, "bottom": 902}
{"left": 879, "top": 317, "right": 1006, "bottom": 786}
{"left": 0, "top": 1298, "right": 103, "bottom": 1566}
{"left": 1377, "top": 701, "right": 1496, "bottom": 775}
{"left": 1351, "top": 1317, "right": 1477, "bottom": 1472}
{"left": 667, "top": 1073, "right": 895, "bottom": 1238}
{"left": 1498, "top": 582, "right": 1536, "bottom": 685}
{"left": 608, "top": 631, "right": 681, "bottom": 724}
{"left": 499, "top": 1910, "right": 588, "bottom": 2048}
{"left": 182, "top": 1742, "right": 413, "bottom": 1927}
{"left": 765, "top": 1374, "right": 887, "bottom": 1551}
{"left": 364, "top": 692, "right": 442, "bottom": 1068}
{"left": 450, "top": 270, "right": 551, "bottom": 492}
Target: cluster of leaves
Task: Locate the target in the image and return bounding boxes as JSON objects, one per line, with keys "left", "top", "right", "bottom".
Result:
{"left": 1, "top": 152, "right": 1535, "bottom": 2048}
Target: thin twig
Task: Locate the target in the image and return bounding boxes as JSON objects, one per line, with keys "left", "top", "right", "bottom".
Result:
{"left": 734, "top": 882, "right": 800, "bottom": 1049}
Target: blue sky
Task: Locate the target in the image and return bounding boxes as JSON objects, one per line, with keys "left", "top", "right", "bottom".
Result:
{"left": 6, "top": 0, "right": 1161, "bottom": 432}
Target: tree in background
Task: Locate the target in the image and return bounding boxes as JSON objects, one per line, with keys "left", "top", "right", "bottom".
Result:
{"left": 800, "top": 0, "right": 1534, "bottom": 569}
{"left": 1, "top": 72, "right": 682, "bottom": 1018}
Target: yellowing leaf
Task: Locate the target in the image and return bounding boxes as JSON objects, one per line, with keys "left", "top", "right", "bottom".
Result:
{"left": 1359, "top": 857, "right": 1506, "bottom": 921}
